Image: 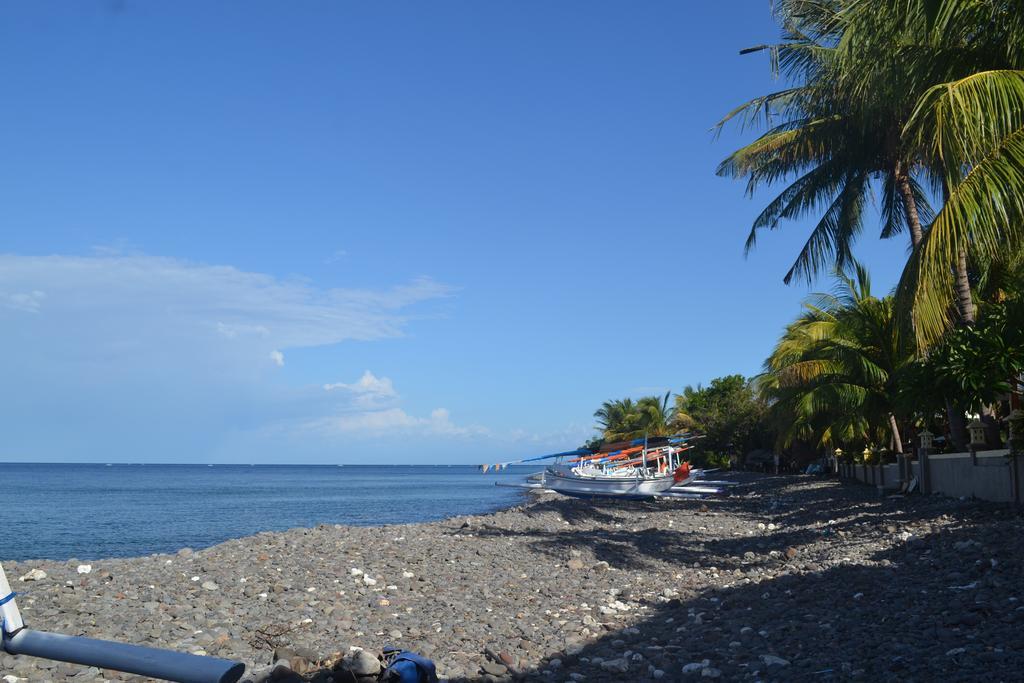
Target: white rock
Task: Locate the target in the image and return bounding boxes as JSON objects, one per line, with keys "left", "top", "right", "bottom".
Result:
{"left": 201, "top": 581, "right": 219, "bottom": 591}
{"left": 682, "top": 660, "right": 710, "bottom": 674}
{"left": 350, "top": 568, "right": 364, "bottom": 576}
{"left": 701, "top": 668, "right": 722, "bottom": 678}
{"left": 402, "top": 571, "right": 415, "bottom": 578}
{"left": 18, "top": 569, "right": 46, "bottom": 582}
{"left": 946, "top": 647, "right": 966, "bottom": 656}
{"left": 76, "top": 564, "right": 92, "bottom": 575}
{"left": 653, "top": 670, "right": 665, "bottom": 679}
{"left": 760, "top": 654, "right": 790, "bottom": 666}
{"left": 362, "top": 575, "right": 377, "bottom": 586}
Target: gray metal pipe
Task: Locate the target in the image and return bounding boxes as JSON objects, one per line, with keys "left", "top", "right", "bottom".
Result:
{"left": 4, "top": 628, "right": 245, "bottom": 683}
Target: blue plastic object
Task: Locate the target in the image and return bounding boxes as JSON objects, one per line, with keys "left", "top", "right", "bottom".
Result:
{"left": 383, "top": 650, "right": 438, "bottom": 683}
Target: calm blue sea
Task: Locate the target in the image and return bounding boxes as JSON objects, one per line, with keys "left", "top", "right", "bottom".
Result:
{"left": 0, "top": 464, "right": 537, "bottom": 561}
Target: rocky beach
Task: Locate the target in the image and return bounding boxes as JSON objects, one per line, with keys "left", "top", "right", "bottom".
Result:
{"left": 3, "top": 474, "right": 1023, "bottom": 682}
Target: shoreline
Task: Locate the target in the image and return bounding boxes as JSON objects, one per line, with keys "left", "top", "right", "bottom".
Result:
{"left": 3, "top": 474, "right": 1023, "bottom": 681}
{"left": 0, "top": 463, "right": 534, "bottom": 563}
{"left": 0, "top": 490, "right": 533, "bottom": 565}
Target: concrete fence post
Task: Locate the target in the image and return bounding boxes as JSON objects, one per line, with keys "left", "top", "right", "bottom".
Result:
{"left": 919, "top": 447, "right": 931, "bottom": 495}
{"left": 1012, "top": 453, "right": 1021, "bottom": 506}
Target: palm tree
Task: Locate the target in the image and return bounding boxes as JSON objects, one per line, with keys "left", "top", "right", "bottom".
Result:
{"left": 593, "top": 393, "right": 675, "bottom": 442}
{"left": 717, "top": 0, "right": 936, "bottom": 286}
{"left": 898, "top": 68, "right": 1024, "bottom": 345}
{"left": 723, "top": 0, "right": 1024, "bottom": 447}
{"left": 761, "top": 263, "right": 915, "bottom": 454}
{"left": 722, "top": 0, "right": 1024, "bottom": 323}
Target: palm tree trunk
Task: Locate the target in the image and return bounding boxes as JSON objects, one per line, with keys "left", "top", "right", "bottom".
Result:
{"left": 933, "top": 179, "right": 972, "bottom": 450}
{"left": 888, "top": 413, "right": 903, "bottom": 455}
{"left": 946, "top": 397, "right": 967, "bottom": 451}
{"left": 896, "top": 171, "right": 924, "bottom": 248}
{"left": 954, "top": 248, "right": 976, "bottom": 324}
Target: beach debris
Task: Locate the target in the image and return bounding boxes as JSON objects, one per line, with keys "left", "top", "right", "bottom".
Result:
{"left": 76, "top": 564, "right": 92, "bottom": 574}
{"left": 18, "top": 568, "right": 46, "bottom": 582}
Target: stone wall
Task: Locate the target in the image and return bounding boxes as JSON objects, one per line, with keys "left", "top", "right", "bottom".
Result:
{"left": 839, "top": 450, "right": 1021, "bottom": 504}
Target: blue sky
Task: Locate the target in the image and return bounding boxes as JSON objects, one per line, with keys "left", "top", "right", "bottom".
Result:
{"left": 0, "top": 1, "right": 910, "bottom": 463}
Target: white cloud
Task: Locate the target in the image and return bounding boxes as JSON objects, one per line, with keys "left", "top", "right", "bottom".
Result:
{"left": 306, "top": 404, "right": 487, "bottom": 438}
{"left": 217, "top": 322, "right": 270, "bottom": 339}
{"left": 0, "top": 290, "right": 45, "bottom": 313}
{"left": 0, "top": 253, "right": 452, "bottom": 372}
{"left": 0, "top": 252, "right": 456, "bottom": 461}
{"left": 323, "top": 370, "right": 397, "bottom": 407}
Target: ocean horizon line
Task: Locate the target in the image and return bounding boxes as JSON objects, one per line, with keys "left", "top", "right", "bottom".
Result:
{"left": 0, "top": 461, "right": 538, "bottom": 467}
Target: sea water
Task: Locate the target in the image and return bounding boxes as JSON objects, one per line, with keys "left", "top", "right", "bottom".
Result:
{"left": 0, "top": 463, "right": 536, "bottom": 561}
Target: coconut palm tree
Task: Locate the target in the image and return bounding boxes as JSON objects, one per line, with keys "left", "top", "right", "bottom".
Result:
{"left": 722, "top": 0, "right": 1024, "bottom": 325}
{"left": 593, "top": 393, "right": 675, "bottom": 442}
{"left": 717, "top": 0, "right": 936, "bottom": 285}
{"left": 761, "top": 263, "right": 915, "bottom": 454}
{"left": 898, "top": 67, "right": 1024, "bottom": 346}
{"left": 724, "top": 0, "right": 1024, "bottom": 447}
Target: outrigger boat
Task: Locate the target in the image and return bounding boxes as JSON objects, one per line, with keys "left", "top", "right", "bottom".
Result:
{"left": 483, "top": 434, "right": 718, "bottom": 499}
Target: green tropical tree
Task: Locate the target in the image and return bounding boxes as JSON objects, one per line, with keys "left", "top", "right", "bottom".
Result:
{"left": 674, "top": 375, "right": 770, "bottom": 461}
{"left": 717, "top": 0, "right": 936, "bottom": 286}
{"left": 722, "top": 0, "right": 1024, "bottom": 447}
{"left": 760, "top": 264, "right": 915, "bottom": 454}
{"left": 593, "top": 393, "right": 675, "bottom": 442}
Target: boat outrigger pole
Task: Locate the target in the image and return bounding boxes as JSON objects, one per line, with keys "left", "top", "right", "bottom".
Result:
{"left": 0, "top": 562, "right": 244, "bottom": 683}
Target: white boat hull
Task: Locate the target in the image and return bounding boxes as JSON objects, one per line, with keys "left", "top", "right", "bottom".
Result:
{"left": 543, "top": 466, "right": 679, "bottom": 499}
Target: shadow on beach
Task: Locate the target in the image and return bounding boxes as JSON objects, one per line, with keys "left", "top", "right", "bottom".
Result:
{"left": 450, "top": 477, "right": 1024, "bottom": 682}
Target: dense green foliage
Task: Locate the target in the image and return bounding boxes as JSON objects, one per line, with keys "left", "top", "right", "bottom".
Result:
{"left": 718, "top": 0, "right": 1024, "bottom": 456}
{"left": 720, "top": 0, "right": 1024, "bottom": 347}
{"left": 584, "top": 1, "right": 1024, "bottom": 466}
{"left": 760, "top": 264, "right": 914, "bottom": 454}
{"left": 589, "top": 377, "right": 771, "bottom": 467}
{"left": 674, "top": 376, "right": 771, "bottom": 463}
{"left": 592, "top": 393, "right": 674, "bottom": 442}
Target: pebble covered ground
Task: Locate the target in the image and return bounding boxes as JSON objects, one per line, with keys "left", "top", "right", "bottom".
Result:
{"left": 3, "top": 473, "right": 1023, "bottom": 682}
